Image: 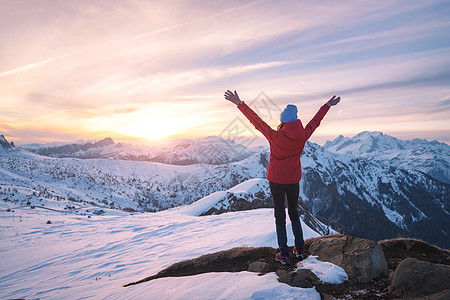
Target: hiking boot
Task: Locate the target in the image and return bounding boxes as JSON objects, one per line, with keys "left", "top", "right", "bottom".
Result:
{"left": 293, "top": 246, "right": 305, "bottom": 260}
{"left": 275, "top": 252, "right": 290, "bottom": 265}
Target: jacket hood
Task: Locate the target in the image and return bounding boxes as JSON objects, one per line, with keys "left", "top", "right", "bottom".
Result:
{"left": 282, "top": 119, "right": 303, "bottom": 140}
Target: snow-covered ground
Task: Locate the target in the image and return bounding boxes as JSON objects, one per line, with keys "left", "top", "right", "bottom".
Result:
{"left": 0, "top": 199, "right": 346, "bottom": 299}
{"left": 0, "top": 146, "right": 267, "bottom": 212}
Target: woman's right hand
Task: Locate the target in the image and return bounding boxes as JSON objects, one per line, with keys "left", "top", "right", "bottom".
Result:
{"left": 224, "top": 90, "right": 243, "bottom": 105}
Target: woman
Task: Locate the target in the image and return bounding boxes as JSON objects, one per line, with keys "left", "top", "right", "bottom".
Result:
{"left": 224, "top": 90, "right": 340, "bottom": 265}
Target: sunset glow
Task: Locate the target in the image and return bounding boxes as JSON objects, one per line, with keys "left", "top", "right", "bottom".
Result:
{"left": 113, "top": 108, "right": 199, "bottom": 141}
{"left": 119, "top": 114, "right": 178, "bottom": 141}
{"left": 0, "top": 0, "right": 449, "bottom": 145}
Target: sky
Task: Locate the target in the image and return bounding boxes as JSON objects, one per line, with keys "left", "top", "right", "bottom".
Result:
{"left": 1, "top": 0, "right": 449, "bottom": 146}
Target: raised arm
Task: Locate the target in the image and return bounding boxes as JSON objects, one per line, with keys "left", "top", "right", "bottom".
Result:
{"left": 304, "top": 95, "right": 340, "bottom": 140}
{"left": 326, "top": 95, "right": 341, "bottom": 107}
{"left": 224, "top": 90, "right": 243, "bottom": 105}
{"left": 224, "top": 90, "right": 275, "bottom": 139}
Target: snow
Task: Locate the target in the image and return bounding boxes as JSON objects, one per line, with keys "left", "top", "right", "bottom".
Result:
{"left": 172, "top": 190, "right": 229, "bottom": 216}
{"left": 19, "top": 135, "right": 255, "bottom": 166}
{"left": 112, "top": 272, "right": 320, "bottom": 300}
{"left": 381, "top": 204, "right": 406, "bottom": 229}
{"left": 296, "top": 256, "right": 348, "bottom": 284}
{"left": 0, "top": 146, "right": 270, "bottom": 213}
{"left": 0, "top": 201, "right": 345, "bottom": 299}
{"left": 173, "top": 178, "right": 269, "bottom": 216}
{"left": 324, "top": 131, "right": 450, "bottom": 184}
{"left": 228, "top": 178, "right": 267, "bottom": 194}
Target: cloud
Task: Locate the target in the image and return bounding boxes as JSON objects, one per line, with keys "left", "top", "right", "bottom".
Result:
{"left": 437, "top": 97, "right": 450, "bottom": 107}
{"left": 1, "top": 0, "right": 449, "bottom": 144}
{"left": 425, "top": 96, "right": 450, "bottom": 114}
{"left": 333, "top": 69, "right": 450, "bottom": 96}
{"left": 0, "top": 57, "right": 58, "bottom": 78}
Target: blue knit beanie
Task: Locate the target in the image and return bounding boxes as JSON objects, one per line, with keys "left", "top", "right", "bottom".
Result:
{"left": 280, "top": 104, "right": 298, "bottom": 123}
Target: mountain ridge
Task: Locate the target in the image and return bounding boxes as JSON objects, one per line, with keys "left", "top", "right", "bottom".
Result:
{"left": 20, "top": 135, "right": 256, "bottom": 165}
{"left": 0, "top": 134, "right": 15, "bottom": 149}
{"left": 0, "top": 133, "right": 449, "bottom": 248}
{"left": 324, "top": 131, "right": 450, "bottom": 184}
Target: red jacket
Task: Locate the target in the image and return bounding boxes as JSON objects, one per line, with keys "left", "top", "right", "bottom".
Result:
{"left": 238, "top": 102, "right": 330, "bottom": 184}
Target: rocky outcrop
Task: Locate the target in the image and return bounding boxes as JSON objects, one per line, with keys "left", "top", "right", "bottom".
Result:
{"left": 124, "top": 234, "right": 387, "bottom": 287}
{"left": 278, "top": 271, "right": 314, "bottom": 288}
{"left": 379, "top": 237, "right": 450, "bottom": 272}
{"left": 0, "top": 135, "right": 13, "bottom": 149}
{"left": 124, "top": 247, "right": 297, "bottom": 287}
{"left": 278, "top": 268, "right": 321, "bottom": 288}
{"left": 304, "top": 234, "right": 388, "bottom": 282}
{"left": 247, "top": 261, "right": 269, "bottom": 274}
{"left": 124, "top": 236, "right": 450, "bottom": 299}
{"left": 200, "top": 192, "right": 333, "bottom": 236}
{"left": 388, "top": 258, "right": 450, "bottom": 298}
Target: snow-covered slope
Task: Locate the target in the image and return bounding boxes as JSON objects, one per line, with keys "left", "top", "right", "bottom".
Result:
{"left": 2, "top": 134, "right": 449, "bottom": 248}
{"left": 0, "top": 202, "right": 327, "bottom": 299}
{"left": 299, "top": 142, "right": 449, "bottom": 248}
{"left": 324, "top": 131, "right": 450, "bottom": 184}
{"left": 0, "top": 146, "right": 267, "bottom": 213}
{"left": 172, "top": 178, "right": 335, "bottom": 236}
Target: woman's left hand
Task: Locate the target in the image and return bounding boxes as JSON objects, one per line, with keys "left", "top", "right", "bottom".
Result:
{"left": 327, "top": 95, "right": 341, "bottom": 107}
{"left": 224, "top": 90, "right": 243, "bottom": 105}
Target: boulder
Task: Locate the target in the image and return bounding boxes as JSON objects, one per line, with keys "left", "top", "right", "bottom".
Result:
{"left": 278, "top": 271, "right": 314, "bottom": 288}
{"left": 276, "top": 269, "right": 288, "bottom": 278}
{"left": 421, "top": 290, "right": 450, "bottom": 300}
{"left": 296, "top": 269, "right": 320, "bottom": 284}
{"left": 247, "top": 261, "right": 269, "bottom": 274}
{"left": 304, "top": 234, "right": 388, "bottom": 282}
{"left": 388, "top": 258, "right": 450, "bottom": 298}
{"left": 379, "top": 238, "right": 450, "bottom": 271}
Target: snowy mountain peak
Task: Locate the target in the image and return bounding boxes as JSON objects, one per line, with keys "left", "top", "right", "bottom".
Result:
{"left": 355, "top": 130, "right": 383, "bottom": 139}
{"left": 1, "top": 132, "right": 449, "bottom": 249}
{"left": 21, "top": 135, "right": 255, "bottom": 165}
{"left": 324, "top": 131, "right": 450, "bottom": 184}
{"left": 170, "top": 136, "right": 242, "bottom": 148}
{"left": 93, "top": 137, "right": 115, "bottom": 147}
{"left": 324, "top": 131, "right": 403, "bottom": 154}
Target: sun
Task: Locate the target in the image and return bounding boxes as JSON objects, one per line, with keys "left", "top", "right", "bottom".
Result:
{"left": 117, "top": 108, "right": 186, "bottom": 141}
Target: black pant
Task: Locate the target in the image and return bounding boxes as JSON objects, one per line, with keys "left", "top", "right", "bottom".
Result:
{"left": 269, "top": 181, "right": 304, "bottom": 256}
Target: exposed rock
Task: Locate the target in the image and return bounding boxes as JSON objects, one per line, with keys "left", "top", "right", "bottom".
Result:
{"left": 93, "top": 137, "right": 114, "bottom": 147}
{"left": 0, "top": 135, "right": 12, "bottom": 149}
{"left": 200, "top": 192, "right": 272, "bottom": 216}
{"left": 124, "top": 246, "right": 299, "bottom": 287}
{"left": 304, "top": 234, "right": 388, "bottom": 282}
{"left": 276, "top": 269, "right": 288, "bottom": 278}
{"left": 321, "top": 294, "right": 338, "bottom": 300}
{"left": 278, "top": 271, "right": 313, "bottom": 288}
{"left": 379, "top": 238, "right": 450, "bottom": 272}
{"left": 199, "top": 180, "right": 333, "bottom": 237}
{"left": 315, "top": 277, "right": 389, "bottom": 300}
{"left": 418, "top": 289, "right": 450, "bottom": 300}
{"left": 247, "top": 261, "right": 269, "bottom": 274}
{"left": 123, "top": 236, "right": 449, "bottom": 299}
{"left": 296, "top": 269, "right": 320, "bottom": 284}
{"left": 388, "top": 258, "right": 450, "bottom": 298}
